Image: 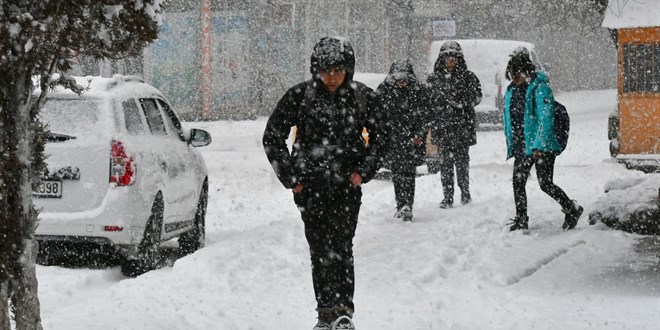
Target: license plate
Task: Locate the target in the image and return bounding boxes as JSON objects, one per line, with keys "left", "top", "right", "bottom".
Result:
{"left": 33, "top": 180, "right": 63, "bottom": 198}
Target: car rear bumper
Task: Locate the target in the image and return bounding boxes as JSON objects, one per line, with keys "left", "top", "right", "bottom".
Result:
{"left": 36, "top": 234, "right": 141, "bottom": 259}
{"left": 36, "top": 186, "right": 153, "bottom": 246}
{"left": 476, "top": 110, "right": 503, "bottom": 130}
{"left": 36, "top": 222, "right": 145, "bottom": 244}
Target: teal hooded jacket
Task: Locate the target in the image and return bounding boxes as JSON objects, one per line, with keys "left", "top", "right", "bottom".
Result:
{"left": 503, "top": 71, "right": 561, "bottom": 159}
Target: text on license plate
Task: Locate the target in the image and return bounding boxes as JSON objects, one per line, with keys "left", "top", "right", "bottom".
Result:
{"left": 33, "top": 180, "right": 62, "bottom": 198}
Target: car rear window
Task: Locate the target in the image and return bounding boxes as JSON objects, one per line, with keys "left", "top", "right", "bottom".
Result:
{"left": 40, "top": 99, "right": 106, "bottom": 137}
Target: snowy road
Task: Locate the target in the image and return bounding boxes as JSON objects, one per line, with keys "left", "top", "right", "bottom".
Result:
{"left": 37, "top": 89, "right": 660, "bottom": 329}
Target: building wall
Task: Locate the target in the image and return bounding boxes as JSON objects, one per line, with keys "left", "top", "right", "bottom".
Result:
{"left": 76, "top": 0, "right": 615, "bottom": 120}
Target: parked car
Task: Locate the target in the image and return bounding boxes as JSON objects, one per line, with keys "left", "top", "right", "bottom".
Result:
{"left": 34, "top": 75, "right": 211, "bottom": 276}
{"left": 426, "top": 39, "right": 545, "bottom": 130}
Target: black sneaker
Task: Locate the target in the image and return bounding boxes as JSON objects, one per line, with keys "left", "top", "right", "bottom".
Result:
{"left": 508, "top": 215, "right": 529, "bottom": 231}
{"left": 562, "top": 201, "right": 584, "bottom": 230}
{"left": 313, "top": 320, "right": 331, "bottom": 330}
{"left": 439, "top": 198, "right": 453, "bottom": 209}
{"left": 331, "top": 315, "right": 355, "bottom": 330}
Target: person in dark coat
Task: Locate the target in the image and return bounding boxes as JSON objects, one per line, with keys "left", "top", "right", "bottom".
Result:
{"left": 427, "top": 41, "right": 482, "bottom": 208}
{"left": 503, "top": 49, "right": 583, "bottom": 231}
{"left": 262, "top": 37, "right": 386, "bottom": 330}
{"left": 376, "top": 60, "right": 431, "bottom": 221}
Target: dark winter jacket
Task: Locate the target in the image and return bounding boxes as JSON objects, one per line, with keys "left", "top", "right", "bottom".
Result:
{"left": 376, "top": 60, "right": 431, "bottom": 170}
{"left": 263, "top": 38, "right": 387, "bottom": 190}
{"left": 426, "top": 41, "right": 482, "bottom": 150}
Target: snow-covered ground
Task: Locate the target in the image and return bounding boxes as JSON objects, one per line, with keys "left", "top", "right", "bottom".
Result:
{"left": 37, "top": 89, "right": 660, "bottom": 329}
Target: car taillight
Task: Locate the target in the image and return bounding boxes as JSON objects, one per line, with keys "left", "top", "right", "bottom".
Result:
{"left": 103, "top": 226, "right": 124, "bottom": 232}
{"left": 110, "top": 140, "right": 135, "bottom": 186}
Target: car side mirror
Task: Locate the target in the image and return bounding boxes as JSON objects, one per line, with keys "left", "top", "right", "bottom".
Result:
{"left": 189, "top": 128, "right": 212, "bottom": 147}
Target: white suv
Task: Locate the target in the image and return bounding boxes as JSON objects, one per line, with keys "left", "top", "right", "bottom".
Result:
{"left": 34, "top": 75, "right": 211, "bottom": 276}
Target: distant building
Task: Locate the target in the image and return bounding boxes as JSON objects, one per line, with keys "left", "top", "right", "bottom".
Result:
{"left": 71, "top": 0, "right": 451, "bottom": 120}
{"left": 73, "top": 0, "right": 614, "bottom": 120}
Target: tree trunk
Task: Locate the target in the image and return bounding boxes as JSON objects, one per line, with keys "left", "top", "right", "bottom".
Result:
{"left": 11, "top": 239, "right": 43, "bottom": 330}
{"left": 0, "top": 281, "right": 9, "bottom": 329}
{"left": 0, "top": 67, "right": 43, "bottom": 330}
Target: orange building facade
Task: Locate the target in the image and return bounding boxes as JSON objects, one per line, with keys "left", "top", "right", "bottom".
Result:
{"left": 602, "top": 1, "right": 660, "bottom": 171}
{"left": 614, "top": 27, "right": 660, "bottom": 156}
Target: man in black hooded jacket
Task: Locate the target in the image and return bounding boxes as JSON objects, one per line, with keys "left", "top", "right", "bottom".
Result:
{"left": 262, "top": 37, "right": 386, "bottom": 330}
{"left": 427, "top": 41, "right": 482, "bottom": 208}
{"left": 377, "top": 60, "right": 431, "bottom": 221}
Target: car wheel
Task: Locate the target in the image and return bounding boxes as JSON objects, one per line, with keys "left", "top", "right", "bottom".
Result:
{"left": 179, "top": 180, "right": 207, "bottom": 255}
{"left": 121, "top": 192, "right": 164, "bottom": 277}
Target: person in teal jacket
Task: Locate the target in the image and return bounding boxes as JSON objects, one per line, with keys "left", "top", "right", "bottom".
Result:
{"left": 502, "top": 49, "right": 583, "bottom": 231}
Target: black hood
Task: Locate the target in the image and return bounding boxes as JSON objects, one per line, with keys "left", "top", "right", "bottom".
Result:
{"left": 310, "top": 37, "right": 356, "bottom": 82}
{"left": 433, "top": 40, "right": 468, "bottom": 74}
{"left": 505, "top": 47, "right": 536, "bottom": 80}
{"left": 385, "top": 60, "right": 418, "bottom": 85}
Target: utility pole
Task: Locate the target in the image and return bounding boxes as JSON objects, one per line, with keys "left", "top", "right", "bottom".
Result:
{"left": 201, "top": 0, "right": 213, "bottom": 119}
{"left": 405, "top": 0, "right": 414, "bottom": 60}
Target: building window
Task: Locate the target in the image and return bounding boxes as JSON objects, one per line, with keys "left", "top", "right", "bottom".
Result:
{"left": 622, "top": 43, "right": 659, "bottom": 94}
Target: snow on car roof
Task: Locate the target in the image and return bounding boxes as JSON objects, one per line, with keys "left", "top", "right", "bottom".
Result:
{"left": 45, "top": 75, "right": 164, "bottom": 100}
{"left": 427, "top": 39, "right": 536, "bottom": 75}
{"left": 427, "top": 39, "right": 539, "bottom": 112}
{"left": 602, "top": 0, "right": 660, "bottom": 29}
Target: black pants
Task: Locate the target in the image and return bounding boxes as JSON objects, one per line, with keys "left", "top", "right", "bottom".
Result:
{"left": 513, "top": 153, "right": 573, "bottom": 217}
{"left": 439, "top": 147, "right": 470, "bottom": 201}
{"left": 392, "top": 163, "right": 416, "bottom": 211}
{"left": 294, "top": 182, "right": 361, "bottom": 312}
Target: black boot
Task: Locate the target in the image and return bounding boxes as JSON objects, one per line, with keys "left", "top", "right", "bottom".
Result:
{"left": 461, "top": 192, "right": 472, "bottom": 205}
{"left": 440, "top": 197, "right": 453, "bottom": 209}
{"left": 509, "top": 215, "right": 529, "bottom": 231}
{"left": 313, "top": 308, "right": 333, "bottom": 330}
{"left": 562, "top": 201, "right": 584, "bottom": 230}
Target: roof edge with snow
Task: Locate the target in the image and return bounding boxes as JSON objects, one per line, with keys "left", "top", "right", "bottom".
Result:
{"left": 602, "top": 0, "right": 660, "bottom": 29}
